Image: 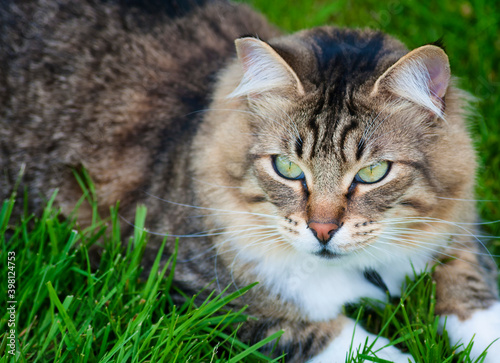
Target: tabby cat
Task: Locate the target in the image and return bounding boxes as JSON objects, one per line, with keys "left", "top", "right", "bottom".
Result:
{"left": 1, "top": 0, "right": 499, "bottom": 361}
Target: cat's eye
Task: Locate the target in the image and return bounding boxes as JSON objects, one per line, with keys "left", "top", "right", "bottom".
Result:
{"left": 355, "top": 161, "right": 390, "bottom": 184}
{"left": 272, "top": 155, "right": 304, "bottom": 180}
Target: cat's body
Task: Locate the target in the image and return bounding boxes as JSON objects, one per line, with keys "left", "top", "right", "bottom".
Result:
{"left": 2, "top": 0, "right": 500, "bottom": 361}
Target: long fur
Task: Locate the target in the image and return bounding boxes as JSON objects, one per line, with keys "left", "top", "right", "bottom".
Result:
{"left": 1, "top": 1, "right": 498, "bottom": 361}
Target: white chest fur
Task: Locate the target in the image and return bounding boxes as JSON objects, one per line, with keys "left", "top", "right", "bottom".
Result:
{"left": 253, "top": 250, "right": 430, "bottom": 321}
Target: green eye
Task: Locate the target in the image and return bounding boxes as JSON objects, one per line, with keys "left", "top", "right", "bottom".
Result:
{"left": 273, "top": 155, "right": 304, "bottom": 180}
{"left": 355, "top": 161, "right": 390, "bottom": 184}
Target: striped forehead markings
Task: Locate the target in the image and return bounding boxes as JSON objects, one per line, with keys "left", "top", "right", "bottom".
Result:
{"left": 338, "top": 119, "right": 360, "bottom": 162}
{"left": 306, "top": 96, "right": 326, "bottom": 160}
{"left": 299, "top": 115, "right": 361, "bottom": 164}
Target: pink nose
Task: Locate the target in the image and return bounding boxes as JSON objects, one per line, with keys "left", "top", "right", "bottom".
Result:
{"left": 308, "top": 222, "right": 339, "bottom": 243}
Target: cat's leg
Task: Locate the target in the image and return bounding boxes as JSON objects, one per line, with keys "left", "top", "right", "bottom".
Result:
{"left": 308, "top": 316, "right": 412, "bottom": 363}
{"left": 441, "top": 302, "right": 500, "bottom": 363}
{"left": 433, "top": 244, "right": 500, "bottom": 362}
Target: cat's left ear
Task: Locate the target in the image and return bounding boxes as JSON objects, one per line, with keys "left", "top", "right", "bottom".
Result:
{"left": 372, "top": 45, "right": 450, "bottom": 118}
{"left": 228, "top": 37, "right": 305, "bottom": 98}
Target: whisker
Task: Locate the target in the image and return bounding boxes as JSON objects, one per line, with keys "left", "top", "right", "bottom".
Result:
{"left": 120, "top": 213, "right": 276, "bottom": 238}
{"left": 143, "top": 191, "right": 280, "bottom": 220}
{"left": 380, "top": 226, "right": 497, "bottom": 240}
{"left": 436, "top": 196, "right": 498, "bottom": 202}
{"left": 361, "top": 244, "right": 392, "bottom": 265}
{"left": 213, "top": 228, "right": 283, "bottom": 292}
{"left": 226, "top": 233, "right": 286, "bottom": 290}
{"left": 376, "top": 234, "right": 486, "bottom": 269}
{"left": 380, "top": 229, "right": 499, "bottom": 257}
{"left": 208, "top": 229, "right": 282, "bottom": 258}
{"left": 379, "top": 216, "right": 500, "bottom": 226}
{"left": 224, "top": 232, "right": 284, "bottom": 258}
{"left": 381, "top": 216, "right": 493, "bottom": 250}
{"left": 190, "top": 177, "right": 245, "bottom": 190}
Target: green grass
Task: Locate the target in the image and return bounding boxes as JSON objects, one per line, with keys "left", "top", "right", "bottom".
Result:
{"left": 0, "top": 191, "right": 283, "bottom": 362}
{"left": 346, "top": 271, "right": 489, "bottom": 363}
{"left": 1, "top": 1, "right": 499, "bottom": 362}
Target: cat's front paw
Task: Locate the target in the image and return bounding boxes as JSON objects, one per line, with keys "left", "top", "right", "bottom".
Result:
{"left": 442, "top": 301, "right": 500, "bottom": 363}
{"left": 309, "top": 318, "right": 413, "bottom": 363}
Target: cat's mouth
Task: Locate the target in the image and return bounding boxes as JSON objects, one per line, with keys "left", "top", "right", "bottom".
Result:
{"left": 314, "top": 248, "right": 342, "bottom": 260}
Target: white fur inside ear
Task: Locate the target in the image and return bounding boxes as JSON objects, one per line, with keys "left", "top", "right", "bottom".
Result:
{"left": 440, "top": 302, "right": 500, "bottom": 363}
{"left": 373, "top": 45, "right": 451, "bottom": 119}
{"left": 388, "top": 58, "right": 445, "bottom": 117}
{"left": 228, "top": 37, "right": 304, "bottom": 98}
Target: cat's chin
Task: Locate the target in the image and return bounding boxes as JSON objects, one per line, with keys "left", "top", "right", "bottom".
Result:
{"left": 313, "top": 248, "right": 344, "bottom": 260}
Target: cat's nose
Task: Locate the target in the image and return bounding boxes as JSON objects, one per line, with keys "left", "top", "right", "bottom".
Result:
{"left": 308, "top": 222, "right": 339, "bottom": 244}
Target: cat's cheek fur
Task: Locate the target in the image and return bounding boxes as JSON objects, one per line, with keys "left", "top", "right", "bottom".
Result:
{"left": 308, "top": 318, "right": 413, "bottom": 363}
{"left": 440, "top": 301, "right": 500, "bottom": 362}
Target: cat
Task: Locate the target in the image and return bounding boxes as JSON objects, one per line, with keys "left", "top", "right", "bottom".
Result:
{"left": 1, "top": 0, "right": 499, "bottom": 361}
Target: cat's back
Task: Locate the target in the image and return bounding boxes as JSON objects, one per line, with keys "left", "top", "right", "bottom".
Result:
{"left": 0, "top": 0, "right": 279, "bottom": 219}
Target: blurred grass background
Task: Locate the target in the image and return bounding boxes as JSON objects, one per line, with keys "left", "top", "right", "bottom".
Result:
{"left": 241, "top": 0, "right": 500, "bottom": 251}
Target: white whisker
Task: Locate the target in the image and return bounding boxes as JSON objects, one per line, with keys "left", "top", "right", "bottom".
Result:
{"left": 190, "top": 177, "right": 245, "bottom": 190}
{"left": 381, "top": 226, "right": 497, "bottom": 240}
{"left": 380, "top": 229, "right": 498, "bottom": 257}
{"left": 143, "top": 190, "right": 280, "bottom": 220}
{"left": 376, "top": 234, "right": 485, "bottom": 269}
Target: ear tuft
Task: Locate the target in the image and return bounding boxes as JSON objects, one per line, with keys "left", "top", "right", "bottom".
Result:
{"left": 228, "top": 37, "right": 305, "bottom": 98}
{"left": 373, "top": 45, "right": 451, "bottom": 118}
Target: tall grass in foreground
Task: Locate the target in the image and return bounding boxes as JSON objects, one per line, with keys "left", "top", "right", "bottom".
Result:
{"left": 0, "top": 191, "right": 282, "bottom": 362}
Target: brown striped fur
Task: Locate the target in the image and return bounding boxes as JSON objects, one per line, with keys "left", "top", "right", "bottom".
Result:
{"left": 1, "top": 0, "right": 498, "bottom": 361}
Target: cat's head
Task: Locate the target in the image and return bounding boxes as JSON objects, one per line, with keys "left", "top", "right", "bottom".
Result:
{"left": 195, "top": 27, "right": 475, "bottom": 267}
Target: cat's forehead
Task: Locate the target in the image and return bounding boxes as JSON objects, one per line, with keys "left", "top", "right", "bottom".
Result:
{"left": 271, "top": 27, "right": 408, "bottom": 94}
{"left": 255, "top": 89, "right": 384, "bottom": 177}
{"left": 263, "top": 28, "right": 411, "bottom": 162}
{"left": 287, "top": 105, "right": 372, "bottom": 182}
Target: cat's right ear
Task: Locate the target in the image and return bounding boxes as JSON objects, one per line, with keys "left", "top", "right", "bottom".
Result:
{"left": 228, "top": 37, "right": 305, "bottom": 98}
